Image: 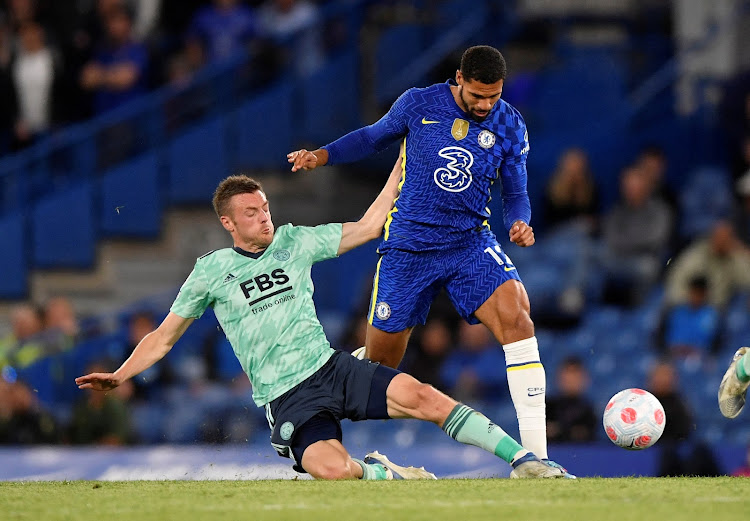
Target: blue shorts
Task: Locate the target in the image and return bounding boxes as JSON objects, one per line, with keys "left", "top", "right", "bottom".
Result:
{"left": 264, "top": 351, "right": 400, "bottom": 472}
{"left": 368, "top": 230, "right": 522, "bottom": 332}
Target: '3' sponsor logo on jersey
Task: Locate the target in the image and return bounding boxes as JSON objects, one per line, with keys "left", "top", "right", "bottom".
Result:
{"left": 433, "top": 146, "right": 473, "bottom": 192}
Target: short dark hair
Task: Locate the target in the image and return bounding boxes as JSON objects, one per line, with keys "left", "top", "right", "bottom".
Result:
{"left": 460, "top": 45, "right": 507, "bottom": 84}
{"left": 212, "top": 175, "right": 264, "bottom": 218}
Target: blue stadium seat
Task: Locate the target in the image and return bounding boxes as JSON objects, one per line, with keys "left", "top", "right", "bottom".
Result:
{"left": 297, "top": 50, "right": 360, "bottom": 144}
{"left": 31, "top": 182, "right": 96, "bottom": 269}
{"left": 232, "top": 83, "right": 294, "bottom": 171}
{"left": 167, "top": 117, "right": 229, "bottom": 204}
{"left": 0, "top": 211, "right": 27, "bottom": 298}
{"left": 100, "top": 152, "right": 162, "bottom": 238}
{"left": 679, "top": 167, "right": 733, "bottom": 239}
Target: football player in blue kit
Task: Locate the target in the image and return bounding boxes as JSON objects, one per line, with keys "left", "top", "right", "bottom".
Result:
{"left": 288, "top": 45, "right": 573, "bottom": 477}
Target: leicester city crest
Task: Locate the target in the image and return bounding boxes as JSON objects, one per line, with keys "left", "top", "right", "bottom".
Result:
{"left": 280, "top": 421, "right": 294, "bottom": 441}
{"left": 273, "top": 249, "right": 290, "bottom": 261}
{"left": 478, "top": 130, "right": 496, "bottom": 149}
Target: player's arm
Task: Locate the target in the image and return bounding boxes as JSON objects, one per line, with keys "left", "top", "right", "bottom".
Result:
{"left": 500, "top": 124, "right": 534, "bottom": 247}
{"left": 337, "top": 149, "right": 403, "bottom": 255}
{"left": 287, "top": 90, "right": 411, "bottom": 172}
{"left": 75, "top": 312, "right": 194, "bottom": 391}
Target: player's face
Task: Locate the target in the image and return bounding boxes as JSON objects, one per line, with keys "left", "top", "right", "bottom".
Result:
{"left": 456, "top": 71, "right": 503, "bottom": 122}
{"left": 222, "top": 191, "right": 275, "bottom": 251}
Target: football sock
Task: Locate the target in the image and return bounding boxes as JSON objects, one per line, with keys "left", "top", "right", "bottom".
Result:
{"left": 352, "top": 459, "right": 389, "bottom": 480}
{"left": 737, "top": 351, "right": 750, "bottom": 383}
{"left": 503, "top": 336, "right": 548, "bottom": 459}
{"left": 442, "top": 404, "right": 528, "bottom": 464}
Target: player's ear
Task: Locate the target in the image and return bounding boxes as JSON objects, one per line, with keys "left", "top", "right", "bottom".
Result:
{"left": 455, "top": 70, "right": 463, "bottom": 85}
{"left": 219, "top": 215, "right": 234, "bottom": 233}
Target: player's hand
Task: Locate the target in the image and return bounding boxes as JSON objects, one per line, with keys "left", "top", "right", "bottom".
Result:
{"left": 287, "top": 149, "right": 326, "bottom": 172}
{"left": 75, "top": 372, "right": 122, "bottom": 391}
{"left": 509, "top": 221, "right": 535, "bottom": 247}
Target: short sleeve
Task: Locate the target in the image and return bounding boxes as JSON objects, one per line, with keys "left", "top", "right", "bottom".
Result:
{"left": 170, "top": 263, "right": 212, "bottom": 319}
{"left": 288, "top": 223, "right": 343, "bottom": 264}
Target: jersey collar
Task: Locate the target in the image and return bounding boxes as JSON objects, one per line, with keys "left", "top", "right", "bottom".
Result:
{"left": 232, "top": 246, "right": 266, "bottom": 259}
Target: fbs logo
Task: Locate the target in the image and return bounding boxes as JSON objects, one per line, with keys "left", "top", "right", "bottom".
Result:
{"left": 240, "top": 269, "right": 292, "bottom": 306}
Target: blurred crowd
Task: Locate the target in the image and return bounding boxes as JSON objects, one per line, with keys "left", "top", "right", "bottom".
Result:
{"left": 0, "top": 0, "right": 327, "bottom": 154}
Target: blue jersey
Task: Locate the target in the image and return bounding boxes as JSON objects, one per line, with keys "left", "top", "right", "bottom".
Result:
{"left": 324, "top": 80, "right": 531, "bottom": 251}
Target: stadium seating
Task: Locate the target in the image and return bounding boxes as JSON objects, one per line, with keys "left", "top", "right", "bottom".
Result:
{"left": 100, "top": 153, "right": 162, "bottom": 238}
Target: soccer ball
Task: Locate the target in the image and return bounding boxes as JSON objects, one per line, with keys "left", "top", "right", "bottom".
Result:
{"left": 602, "top": 388, "right": 666, "bottom": 450}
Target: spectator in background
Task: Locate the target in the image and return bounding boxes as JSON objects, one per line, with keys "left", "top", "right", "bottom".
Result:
{"left": 258, "top": 0, "right": 322, "bottom": 75}
{"left": 0, "top": 378, "right": 58, "bottom": 444}
{"left": 545, "top": 356, "right": 596, "bottom": 443}
{"left": 41, "top": 296, "right": 80, "bottom": 353}
{"left": 636, "top": 145, "right": 678, "bottom": 214}
{"left": 405, "top": 317, "right": 453, "bottom": 392}
{"left": 186, "top": 0, "right": 256, "bottom": 64}
{"left": 733, "top": 170, "right": 750, "bottom": 245}
{"left": 10, "top": 21, "right": 58, "bottom": 149}
{"left": 542, "top": 147, "right": 599, "bottom": 232}
{"left": 0, "top": 303, "right": 45, "bottom": 369}
{"left": 80, "top": 5, "right": 148, "bottom": 115}
{"left": 69, "top": 361, "right": 133, "bottom": 445}
{"left": 441, "top": 322, "right": 506, "bottom": 402}
{"left": 665, "top": 220, "right": 750, "bottom": 309}
{"left": 658, "top": 276, "right": 721, "bottom": 363}
{"left": 126, "top": 311, "right": 174, "bottom": 400}
{"left": 648, "top": 360, "right": 720, "bottom": 477}
{"left": 601, "top": 165, "right": 672, "bottom": 306}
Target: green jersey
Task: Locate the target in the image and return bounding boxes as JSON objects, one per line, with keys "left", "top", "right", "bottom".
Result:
{"left": 170, "top": 223, "right": 342, "bottom": 406}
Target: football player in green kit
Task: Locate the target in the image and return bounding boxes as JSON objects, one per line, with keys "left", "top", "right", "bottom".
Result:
{"left": 76, "top": 152, "right": 564, "bottom": 480}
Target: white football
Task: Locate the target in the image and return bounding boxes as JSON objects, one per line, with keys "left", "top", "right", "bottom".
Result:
{"left": 602, "top": 388, "right": 666, "bottom": 450}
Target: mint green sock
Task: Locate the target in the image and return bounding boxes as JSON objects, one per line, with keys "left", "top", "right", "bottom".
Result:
{"left": 352, "top": 458, "right": 389, "bottom": 480}
{"left": 737, "top": 351, "right": 750, "bottom": 383}
{"left": 442, "top": 404, "right": 525, "bottom": 463}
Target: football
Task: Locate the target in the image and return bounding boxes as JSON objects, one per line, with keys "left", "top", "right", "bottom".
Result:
{"left": 603, "top": 388, "right": 666, "bottom": 450}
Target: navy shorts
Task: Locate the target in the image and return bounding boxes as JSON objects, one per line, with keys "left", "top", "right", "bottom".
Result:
{"left": 367, "top": 230, "right": 522, "bottom": 332}
{"left": 264, "top": 351, "right": 400, "bottom": 472}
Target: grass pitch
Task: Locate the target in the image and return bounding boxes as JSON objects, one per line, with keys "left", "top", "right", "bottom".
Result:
{"left": 2, "top": 478, "right": 749, "bottom": 521}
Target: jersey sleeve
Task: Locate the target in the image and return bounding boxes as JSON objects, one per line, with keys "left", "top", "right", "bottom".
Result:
{"left": 322, "top": 89, "right": 412, "bottom": 165}
{"left": 289, "top": 223, "right": 343, "bottom": 264}
{"left": 499, "top": 112, "right": 532, "bottom": 230}
{"left": 170, "top": 262, "right": 213, "bottom": 319}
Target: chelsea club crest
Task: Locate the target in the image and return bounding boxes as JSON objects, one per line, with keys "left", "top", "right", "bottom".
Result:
{"left": 478, "top": 130, "right": 496, "bottom": 149}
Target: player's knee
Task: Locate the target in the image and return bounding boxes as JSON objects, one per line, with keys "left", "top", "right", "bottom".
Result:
{"left": 414, "top": 383, "right": 449, "bottom": 421}
{"left": 308, "top": 458, "right": 356, "bottom": 480}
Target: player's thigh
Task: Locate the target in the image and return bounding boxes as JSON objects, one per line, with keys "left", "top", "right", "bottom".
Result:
{"left": 367, "top": 250, "right": 442, "bottom": 333}
{"left": 364, "top": 323, "right": 413, "bottom": 368}
{"left": 295, "top": 419, "right": 356, "bottom": 480}
{"left": 444, "top": 235, "right": 531, "bottom": 336}
{"left": 385, "top": 373, "right": 457, "bottom": 425}
{"left": 473, "top": 280, "right": 533, "bottom": 343}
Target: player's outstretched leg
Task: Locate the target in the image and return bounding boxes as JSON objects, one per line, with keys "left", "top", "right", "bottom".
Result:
{"left": 385, "top": 373, "right": 565, "bottom": 479}
{"left": 718, "top": 346, "right": 750, "bottom": 418}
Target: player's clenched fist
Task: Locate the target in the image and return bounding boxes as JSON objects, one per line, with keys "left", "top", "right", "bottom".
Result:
{"left": 287, "top": 148, "right": 329, "bottom": 172}
{"left": 509, "top": 221, "right": 535, "bottom": 247}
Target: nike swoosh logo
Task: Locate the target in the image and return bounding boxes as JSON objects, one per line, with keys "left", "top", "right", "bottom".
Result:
{"left": 527, "top": 391, "right": 544, "bottom": 397}
{"left": 504, "top": 266, "right": 516, "bottom": 272}
{"left": 421, "top": 118, "right": 439, "bottom": 124}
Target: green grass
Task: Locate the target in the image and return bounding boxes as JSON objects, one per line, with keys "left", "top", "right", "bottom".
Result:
{"left": 2, "top": 478, "right": 749, "bottom": 521}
